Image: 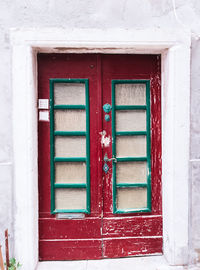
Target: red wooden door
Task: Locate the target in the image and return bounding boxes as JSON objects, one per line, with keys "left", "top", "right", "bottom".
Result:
{"left": 38, "top": 54, "right": 162, "bottom": 261}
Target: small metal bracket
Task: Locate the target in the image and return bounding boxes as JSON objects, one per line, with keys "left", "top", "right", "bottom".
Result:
{"left": 57, "top": 213, "right": 85, "bottom": 219}
{"left": 103, "top": 103, "right": 112, "bottom": 113}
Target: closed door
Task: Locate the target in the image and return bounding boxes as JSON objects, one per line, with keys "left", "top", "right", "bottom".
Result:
{"left": 38, "top": 53, "right": 162, "bottom": 260}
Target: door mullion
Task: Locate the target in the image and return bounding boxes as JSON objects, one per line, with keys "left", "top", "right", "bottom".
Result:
{"left": 97, "top": 54, "right": 104, "bottom": 258}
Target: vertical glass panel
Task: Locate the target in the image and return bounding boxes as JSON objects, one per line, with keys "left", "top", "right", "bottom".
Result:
{"left": 54, "top": 110, "right": 86, "bottom": 131}
{"left": 55, "top": 162, "right": 86, "bottom": 184}
{"left": 115, "top": 84, "right": 146, "bottom": 105}
{"left": 117, "top": 188, "right": 147, "bottom": 209}
{"left": 55, "top": 136, "right": 86, "bottom": 157}
{"left": 54, "top": 83, "right": 85, "bottom": 105}
{"left": 116, "top": 110, "right": 146, "bottom": 132}
{"left": 116, "top": 136, "right": 146, "bottom": 157}
{"left": 116, "top": 162, "right": 147, "bottom": 183}
{"left": 55, "top": 188, "right": 86, "bottom": 210}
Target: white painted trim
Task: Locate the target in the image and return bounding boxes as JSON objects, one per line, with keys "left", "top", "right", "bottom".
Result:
{"left": 10, "top": 28, "right": 191, "bottom": 270}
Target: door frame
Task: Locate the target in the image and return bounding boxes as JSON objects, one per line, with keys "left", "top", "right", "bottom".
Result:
{"left": 11, "top": 28, "right": 191, "bottom": 270}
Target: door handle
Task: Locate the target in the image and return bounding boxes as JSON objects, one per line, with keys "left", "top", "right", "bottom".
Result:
{"left": 104, "top": 153, "right": 117, "bottom": 163}
{"left": 103, "top": 154, "right": 117, "bottom": 174}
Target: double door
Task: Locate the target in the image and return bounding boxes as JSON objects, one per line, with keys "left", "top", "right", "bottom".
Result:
{"left": 38, "top": 54, "right": 162, "bottom": 260}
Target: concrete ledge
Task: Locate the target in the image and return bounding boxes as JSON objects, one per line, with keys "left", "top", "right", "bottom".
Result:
{"left": 36, "top": 256, "right": 185, "bottom": 270}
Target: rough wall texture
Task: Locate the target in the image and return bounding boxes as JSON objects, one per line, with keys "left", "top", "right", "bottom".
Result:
{"left": 0, "top": 0, "right": 200, "bottom": 266}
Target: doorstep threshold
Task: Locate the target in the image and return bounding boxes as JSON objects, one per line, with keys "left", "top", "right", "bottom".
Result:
{"left": 36, "top": 255, "right": 186, "bottom": 270}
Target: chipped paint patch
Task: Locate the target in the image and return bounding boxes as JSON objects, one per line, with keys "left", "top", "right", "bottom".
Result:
{"left": 100, "top": 130, "right": 111, "bottom": 148}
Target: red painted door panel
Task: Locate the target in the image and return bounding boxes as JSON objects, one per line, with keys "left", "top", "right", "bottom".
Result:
{"left": 101, "top": 54, "right": 162, "bottom": 258}
{"left": 38, "top": 53, "right": 162, "bottom": 260}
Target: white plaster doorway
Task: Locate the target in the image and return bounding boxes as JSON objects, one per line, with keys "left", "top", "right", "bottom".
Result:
{"left": 11, "top": 28, "right": 190, "bottom": 270}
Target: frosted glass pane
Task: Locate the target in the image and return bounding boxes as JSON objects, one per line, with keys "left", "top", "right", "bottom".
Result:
{"left": 55, "top": 136, "right": 86, "bottom": 157}
{"left": 55, "top": 162, "right": 86, "bottom": 184}
{"left": 117, "top": 188, "right": 147, "bottom": 209}
{"left": 55, "top": 188, "right": 86, "bottom": 210}
{"left": 116, "top": 162, "right": 147, "bottom": 183}
{"left": 116, "top": 136, "right": 146, "bottom": 157}
{"left": 54, "top": 110, "right": 86, "bottom": 131}
{"left": 116, "top": 110, "right": 146, "bottom": 131}
{"left": 115, "top": 84, "right": 146, "bottom": 105}
{"left": 54, "top": 83, "right": 85, "bottom": 105}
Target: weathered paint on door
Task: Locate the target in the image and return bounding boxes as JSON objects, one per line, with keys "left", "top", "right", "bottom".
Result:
{"left": 38, "top": 54, "right": 162, "bottom": 260}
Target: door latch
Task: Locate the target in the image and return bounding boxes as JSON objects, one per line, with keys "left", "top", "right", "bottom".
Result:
{"left": 103, "top": 154, "right": 117, "bottom": 174}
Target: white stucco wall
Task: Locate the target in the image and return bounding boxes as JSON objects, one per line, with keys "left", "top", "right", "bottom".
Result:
{"left": 0, "top": 0, "right": 200, "bottom": 268}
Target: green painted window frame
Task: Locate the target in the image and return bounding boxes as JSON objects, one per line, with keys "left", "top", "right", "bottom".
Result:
{"left": 50, "top": 78, "right": 90, "bottom": 214}
{"left": 112, "top": 80, "right": 151, "bottom": 214}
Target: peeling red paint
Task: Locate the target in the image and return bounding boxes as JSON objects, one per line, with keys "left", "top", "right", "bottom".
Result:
{"left": 100, "top": 130, "right": 111, "bottom": 148}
